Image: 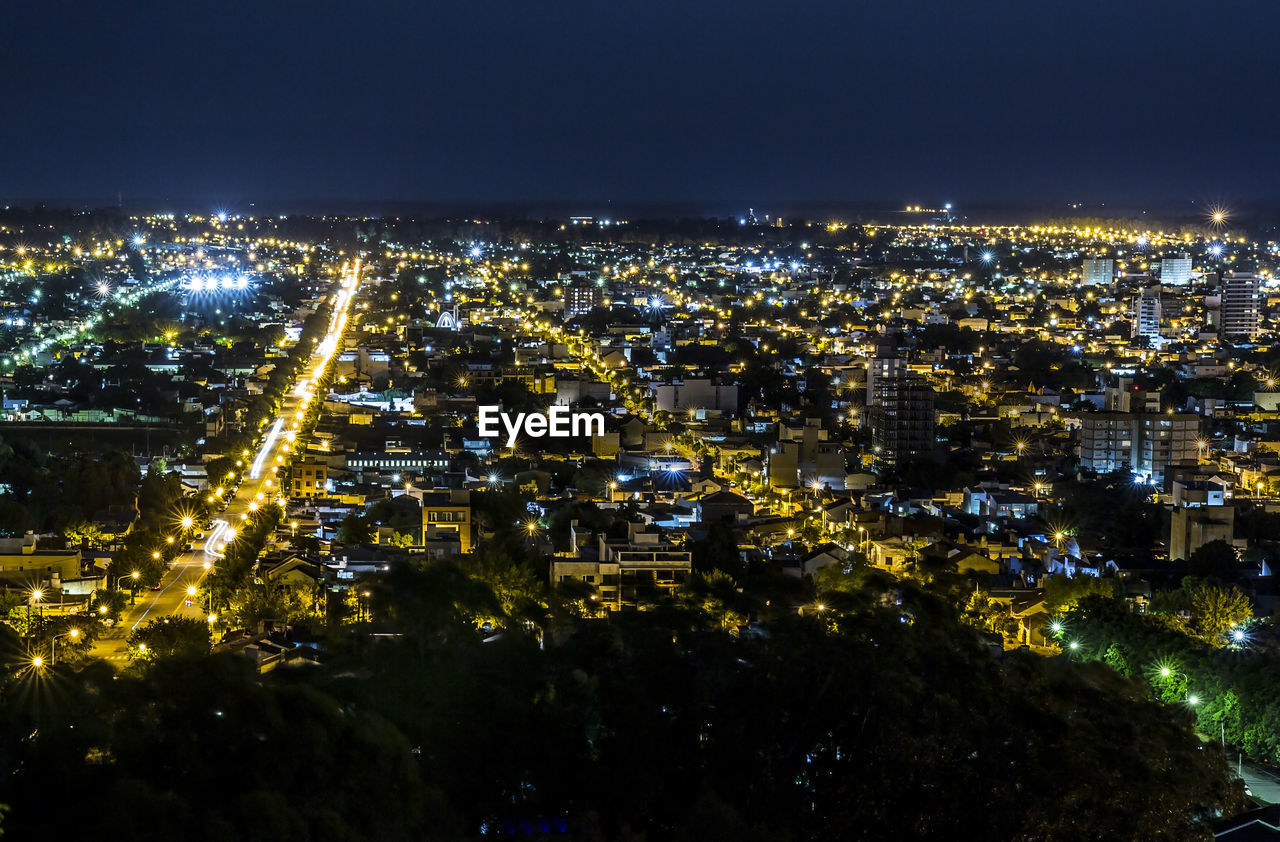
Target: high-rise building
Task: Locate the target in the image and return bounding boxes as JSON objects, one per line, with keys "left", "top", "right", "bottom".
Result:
{"left": 865, "top": 356, "right": 907, "bottom": 407}
{"left": 1132, "top": 286, "right": 1162, "bottom": 341}
{"left": 564, "top": 281, "right": 603, "bottom": 317}
{"left": 1160, "top": 256, "right": 1193, "bottom": 286}
{"left": 1078, "top": 412, "right": 1199, "bottom": 485}
{"left": 1082, "top": 257, "right": 1114, "bottom": 286}
{"left": 869, "top": 371, "right": 935, "bottom": 468}
{"left": 1221, "top": 272, "right": 1260, "bottom": 339}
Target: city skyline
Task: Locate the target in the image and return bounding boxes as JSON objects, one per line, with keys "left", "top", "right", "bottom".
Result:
{"left": 5, "top": 2, "right": 1280, "bottom": 839}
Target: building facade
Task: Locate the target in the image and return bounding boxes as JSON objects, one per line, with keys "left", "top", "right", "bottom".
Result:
{"left": 565, "top": 282, "right": 603, "bottom": 317}
{"left": 551, "top": 526, "right": 692, "bottom": 611}
{"left": 290, "top": 455, "right": 329, "bottom": 498}
{"left": 1082, "top": 257, "right": 1114, "bottom": 286}
{"left": 869, "top": 371, "right": 935, "bottom": 468}
{"left": 1132, "top": 286, "right": 1162, "bottom": 341}
{"left": 1160, "top": 256, "right": 1193, "bottom": 286}
{"left": 1079, "top": 412, "right": 1199, "bottom": 484}
{"left": 421, "top": 490, "right": 472, "bottom": 553}
{"left": 1221, "top": 272, "right": 1260, "bottom": 339}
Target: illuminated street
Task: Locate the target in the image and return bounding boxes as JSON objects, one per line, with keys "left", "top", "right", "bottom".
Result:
{"left": 90, "top": 260, "right": 362, "bottom": 661}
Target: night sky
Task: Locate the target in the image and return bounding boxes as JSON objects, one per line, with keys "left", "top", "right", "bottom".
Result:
{"left": 4, "top": 0, "right": 1279, "bottom": 209}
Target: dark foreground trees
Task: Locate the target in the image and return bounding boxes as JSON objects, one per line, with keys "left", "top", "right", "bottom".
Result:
{"left": 0, "top": 564, "right": 1243, "bottom": 841}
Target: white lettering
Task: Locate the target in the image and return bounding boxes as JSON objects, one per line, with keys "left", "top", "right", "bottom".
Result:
{"left": 548, "top": 405, "right": 570, "bottom": 436}
{"left": 477, "top": 408, "right": 609, "bottom": 445}
{"left": 477, "top": 405, "right": 501, "bottom": 438}
{"left": 573, "top": 411, "right": 605, "bottom": 437}
{"left": 501, "top": 412, "right": 525, "bottom": 449}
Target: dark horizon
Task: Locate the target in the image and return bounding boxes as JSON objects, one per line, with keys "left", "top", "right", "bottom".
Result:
{"left": 5, "top": 197, "right": 1278, "bottom": 232}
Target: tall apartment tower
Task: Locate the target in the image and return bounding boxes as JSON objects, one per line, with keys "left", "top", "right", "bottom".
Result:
{"left": 1221, "top": 272, "right": 1260, "bottom": 339}
{"left": 564, "top": 281, "right": 603, "bottom": 317}
{"left": 1078, "top": 412, "right": 1199, "bottom": 485}
{"left": 1082, "top": 257, "right": 1114, "bottom": 286}
{"left": 1077, "top": 380, "right": 1198, "bottom": 485}
{"left": 1132, "top": 286, "right": 1162, "bottom": 341}
{"left": 869, "top": 370, "right": 935, "bottom": 468}
{"left": 865, "top": 356, "right": 908, "bottom": 407}
{"left": 1160, "top": 256, "right": 1193, "bottom": 286}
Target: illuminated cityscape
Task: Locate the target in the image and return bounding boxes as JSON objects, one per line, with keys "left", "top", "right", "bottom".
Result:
{"left": 4, "top": 1, "right": 1280, "bottom": 840}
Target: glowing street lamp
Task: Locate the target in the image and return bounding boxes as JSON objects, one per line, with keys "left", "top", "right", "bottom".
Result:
{"left": 28, "top": 588, "right": 44, "bottom": 625}
{"left": 51, "top": 628, "right": 81, "bottom": 663}
{"left": 116, "top": 570, "right": 140, "bottom": 604}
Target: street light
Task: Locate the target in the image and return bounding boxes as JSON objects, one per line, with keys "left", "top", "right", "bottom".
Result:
{"left": 28, "top": 588, "right": 44, "bottom": 626}
{"left": 116, "top": 570, "right": 141, "bottom": 604}
{"left": 51, "top": 628, "right": 81, "bottom": 664}
{"left": 1155, "top": 664, "right": 1199, "bottom": 708}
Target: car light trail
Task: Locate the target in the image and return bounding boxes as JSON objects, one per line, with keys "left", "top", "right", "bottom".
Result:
{"left": 204, "top": 519, "right": 230, "bottom": 558}
{"left": 249, "top": 419, "right": 283, "bottom": 479}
